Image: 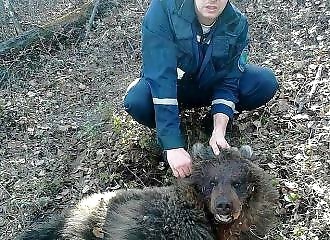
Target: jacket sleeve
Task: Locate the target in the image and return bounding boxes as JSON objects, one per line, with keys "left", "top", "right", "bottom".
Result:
{"left": 142, "top": 0, "right": 184, "bottom": 150}
{"left": 211, "top": 19, "right": 249, "bottom": 118}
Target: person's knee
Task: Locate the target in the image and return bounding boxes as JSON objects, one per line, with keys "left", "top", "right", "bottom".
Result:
{"left": 261, "top": 67, "right": 279, "bottom": 97}
{"left": 123, "top": 79, "right": 155, "bottom": 128}
{"left": 241, "top": 65, "right": 278, "bottom": 96}
{"left": 124, "top": 78, "right": 146, "bottom": 111}
{"left": 123, "top": 91, "right": 138, "bottom": 114}
{"left": 238, "top": 65, "right": 279, "bottom": 111}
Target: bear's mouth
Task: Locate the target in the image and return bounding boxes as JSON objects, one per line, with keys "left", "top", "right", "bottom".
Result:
{"left": 214, "top": 214, "right": 233, "bottom": 224}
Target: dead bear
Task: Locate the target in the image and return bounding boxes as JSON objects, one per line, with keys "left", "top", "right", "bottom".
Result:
{"left": 18, "top": 143, "right": 279, "bottom": 240}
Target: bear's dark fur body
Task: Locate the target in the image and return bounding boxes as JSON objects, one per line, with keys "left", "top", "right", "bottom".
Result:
{"left": 18, "top": 144, "right": 279, "bottom": 240}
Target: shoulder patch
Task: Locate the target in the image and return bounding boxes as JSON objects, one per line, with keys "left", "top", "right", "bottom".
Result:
{"left": 238, "top": 47, "right": 249, "bottom": 72}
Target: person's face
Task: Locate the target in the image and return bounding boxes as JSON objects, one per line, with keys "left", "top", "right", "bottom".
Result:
{"left": 195, "top": 0, "right": 228, "bottom": 25}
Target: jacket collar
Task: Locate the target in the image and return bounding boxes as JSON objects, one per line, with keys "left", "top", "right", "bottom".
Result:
{"left": 175, "top": 0, "right": 196, "bottom": 23}
{"left": 220, "top": 2, "right": 240, "bottom": 26}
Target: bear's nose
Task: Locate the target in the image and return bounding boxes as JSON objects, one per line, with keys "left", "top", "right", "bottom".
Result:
{"left": 216, "top": 200, "right": 233, "bottom": 214}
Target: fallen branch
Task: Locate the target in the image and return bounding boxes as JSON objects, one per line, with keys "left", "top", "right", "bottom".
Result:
{"left": 0, "top": 0, "right": 109, "bottom": 57}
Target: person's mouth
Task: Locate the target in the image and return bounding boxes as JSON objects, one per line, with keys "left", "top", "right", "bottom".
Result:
{"left": 205, "top": 5, "right": 218, "bottom": 13}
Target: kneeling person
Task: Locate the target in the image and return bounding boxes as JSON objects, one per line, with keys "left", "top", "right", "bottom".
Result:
{"left": 124, "top": 0, "right": 278, "bottom": 177}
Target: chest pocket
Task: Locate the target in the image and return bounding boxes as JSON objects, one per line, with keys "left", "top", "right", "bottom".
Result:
{"left": 176, "top": 39, "right": 195, "bottom": 74}
{"left": 212, "top": 36, "right": 230, "bottom": 70}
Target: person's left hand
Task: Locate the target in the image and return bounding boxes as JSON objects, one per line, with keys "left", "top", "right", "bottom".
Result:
{"left": 209, "top": 128, "right": 230, "bottom": 155}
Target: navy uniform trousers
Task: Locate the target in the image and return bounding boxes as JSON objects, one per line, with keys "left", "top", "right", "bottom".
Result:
{"left": 124, "top": 64, "right": 278, "bottom": 128}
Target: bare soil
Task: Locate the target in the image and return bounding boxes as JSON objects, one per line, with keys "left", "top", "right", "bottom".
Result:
{"left": 0, "top": 0, "right": 329, "bottom": 239}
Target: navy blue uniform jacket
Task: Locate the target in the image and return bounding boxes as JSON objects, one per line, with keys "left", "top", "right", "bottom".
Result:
{"left": 141, "top": 0, "right": 249, "bottom": 150}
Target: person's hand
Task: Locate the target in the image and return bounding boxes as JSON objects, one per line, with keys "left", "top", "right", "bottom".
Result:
{"left": 209, "top": 128, "right": 230, "bottom": 155}
{"left": 209, "top": 113, "right": 231, "bottom": 155}
{"left": 166, "top": 148, "right": 192, "bottom": 178}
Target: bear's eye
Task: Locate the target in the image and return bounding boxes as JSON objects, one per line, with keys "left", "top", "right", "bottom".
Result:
{"left": 210, "top": 180, "right": 217, "bottom": 187}
{"left": 233, "top": 182, "right": 241, "bottom": 189}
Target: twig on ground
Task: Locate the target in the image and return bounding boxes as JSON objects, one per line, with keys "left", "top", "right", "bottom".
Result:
{"left": 3, "top": 0, "right": 23, "bottom": 35}
{"left": 0, "top": 183, "right": 11, "bottom": 198}
{"left": 122, "top": 163, "right": 146, "bottom": 188}
{"left": 136, "top": 0, "right": 144, "bottom": 11}
{"left": 308, "top": 65, "right": 323, "bottom": 99}
{"left": 85, "top": 0, "right": 100, "bottom": 39}
{"left": 126, "top": 39, "right": 135, "bottom": 53}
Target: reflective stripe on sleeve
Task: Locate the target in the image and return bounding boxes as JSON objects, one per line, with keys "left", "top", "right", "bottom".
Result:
{"left": 211, "top": 99, "right": 236, "bottom": 111}
{"left": 153, "top": 98, "right": 178, "bottom": 105}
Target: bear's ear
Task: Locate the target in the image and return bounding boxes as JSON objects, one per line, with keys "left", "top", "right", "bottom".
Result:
{"left": 191, "top": 142, "right": 206, "bottom": 160}
{"left": 240, "top": 145, "right": 253, "bottom": 159}
{"left": 191, "top": 142, "right": 214, "bottom": 161}
{"left": 228, "top": 147, "right": 241, "bottom": 158}
{"left": 180, "top": 174, "right": 197, "bottom": 186}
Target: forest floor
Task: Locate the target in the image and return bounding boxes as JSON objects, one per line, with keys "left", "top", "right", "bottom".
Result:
{"left": 0, "top": 0, "right": 329, "bottom": 239}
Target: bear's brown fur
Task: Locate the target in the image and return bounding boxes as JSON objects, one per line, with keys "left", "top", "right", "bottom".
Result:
{"left": 18, "top": 143, "right": 279, "bottom": 240}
